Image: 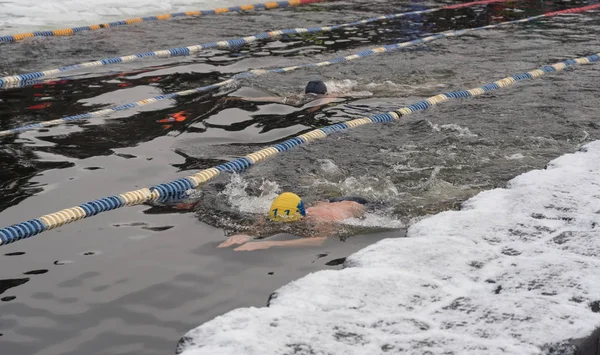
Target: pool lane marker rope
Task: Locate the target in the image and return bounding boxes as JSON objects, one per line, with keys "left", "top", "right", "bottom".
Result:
{"left": 0, "top": 0, "right": 328, "bottom": 44}
{"left": 0, "top": 0, "right": 518, "bottom": 89}
{"left": 0, "top": 52, "right": 598, "bottom": 246}
{"left": 1, "top": 4, "right": 598, "bottom": 138}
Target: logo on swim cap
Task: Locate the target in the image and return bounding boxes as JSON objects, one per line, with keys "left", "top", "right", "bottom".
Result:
{"left": 305, "top": 80, "right": 327, "bottom": 95}
{"left": 269, "top": 192, "right": 306, "bottom": 222}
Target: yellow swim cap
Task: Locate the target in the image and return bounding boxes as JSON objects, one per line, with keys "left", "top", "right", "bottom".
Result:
{"left": 268, "top": 192, "right": 306, "bottom": 222}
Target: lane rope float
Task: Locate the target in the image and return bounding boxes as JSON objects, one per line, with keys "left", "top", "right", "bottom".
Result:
{"left": 1, "top": 4, "right": 598, "bottom": 138}
{"left": 0, "top": 51, "right": 598, "bottom": 246}
{"left": 0, "top": 0, "right": 519, "bottom": 89}
{"left": 0, "top": 0, "right": 328, "bottom": 44}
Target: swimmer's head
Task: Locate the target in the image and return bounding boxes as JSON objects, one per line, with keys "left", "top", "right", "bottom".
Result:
{"left": 305, "top": 80, "right": 327, "bottom": 95}
{"left": 268, "top": 192, "right": 306, "bottom": 222}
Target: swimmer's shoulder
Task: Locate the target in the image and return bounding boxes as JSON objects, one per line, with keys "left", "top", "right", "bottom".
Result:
{"left": 326, "top": 196, "right": 369, "bottom": 205}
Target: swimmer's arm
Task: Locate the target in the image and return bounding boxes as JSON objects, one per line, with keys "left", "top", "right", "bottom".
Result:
{"left": 225, "top": 96, "right": 285, "bottom": 104}
{"left": 305, "top": 96, "right": 341, "bottom": 112}
{"left": 218, "top": 215, "right": 330, "bottom": 251}
{"left": 232, "top": 237, "right": 326, "bottom": 251}
{"left": 218, "top": 234, "right": 327, "bottom": 250}
{"left": 318, "top": 96, "right": 340, "bottom": 104}
{"left": 216, "top": 215, "right": 282, "bottom": 248}
{"left": 217, "top": 234, "right": 254, "bottom": 248}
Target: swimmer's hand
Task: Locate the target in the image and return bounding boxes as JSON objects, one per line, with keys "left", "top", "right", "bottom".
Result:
{"left": 217, "top": 234, "right": 253, "bottom": 248}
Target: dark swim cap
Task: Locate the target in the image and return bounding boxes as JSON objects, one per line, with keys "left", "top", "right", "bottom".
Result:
{"left": 305, "top": 80, "right": 327, "bottom": 95}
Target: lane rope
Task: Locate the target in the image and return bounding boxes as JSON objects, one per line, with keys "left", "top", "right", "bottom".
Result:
{"left": 0, "top": 0, "right": 518, "bottom": 89}
{"left": 0, "top": 51, "right": 598, "bottom": 246}
{"left": 0, "top": 0, "right": 328, "bottom": 44}
{"left": 1, "top": 4, "right": 598, "bottom": 138}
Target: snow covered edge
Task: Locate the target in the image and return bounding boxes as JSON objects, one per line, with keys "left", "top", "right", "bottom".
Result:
{"left": 177, "top": 141, "right": 600, "bottom": 355}
{"left": 0, "top": 0, "right": 256, "bottom": 35}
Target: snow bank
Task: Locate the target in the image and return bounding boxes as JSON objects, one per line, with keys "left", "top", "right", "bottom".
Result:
{"left": 0, "top": 0, "right": 253, "bottom": 35}
{"left": 177, "top": 141, "right": 600, "bottom": 355}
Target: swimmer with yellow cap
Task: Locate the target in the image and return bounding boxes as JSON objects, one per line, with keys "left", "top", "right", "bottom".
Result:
{"left": 217, "top": 192, "right": 367, "bottom": 251}
{"left": 267, "top": 192, "right": 306, "bottom": 222}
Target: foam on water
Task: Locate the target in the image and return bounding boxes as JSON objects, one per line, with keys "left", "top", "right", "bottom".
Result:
{"left": 321, "top": 79, "right": 449, "bottom": 98}
{"left": 312, "top": 175, "right": 401, "bottom": 203}
{"left": 365, "top": 80, "right": 448, "bottom": 95}
{"left": 315, "top": 158, "right": 342, "bottom": 176}
{"left": 506, "top": 153, "right": 526, "bottom": 160}
{"left": 178, "top": 141, "right": 600, "bottom": 355}
{"left": 432, "top": 123, "right": 478, "bottom": 137}
{"left": 0, "top": 0, "right": 255, "bottom": 35}
{"left": 341, "top": 212, "right": 405, "bottom": 229}
{"left": 319, "top": 79, "right": 372, "bottom": 98}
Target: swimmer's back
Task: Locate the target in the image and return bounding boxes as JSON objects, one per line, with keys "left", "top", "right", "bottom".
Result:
{"left": 327, "top": 196, "right": 369, "bottom": 205}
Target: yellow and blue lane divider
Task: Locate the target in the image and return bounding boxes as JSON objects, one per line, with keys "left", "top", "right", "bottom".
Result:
{"left": 0, "top": 51, "right": 598, "bottom": 246}
{"left": 1, "top": 4, "right": 599, "bottom": 138}
{"left": 0, "top": 0, "right": 515, "bottom": 89}
{"left": 0, "top": 0, "right": 327, "bottom": 44}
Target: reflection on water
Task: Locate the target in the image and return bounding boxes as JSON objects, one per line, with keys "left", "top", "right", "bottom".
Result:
{"left": 0, "top": 278, "right": 29, "bottom": 296}
{"left": 0, "top": 0, "right": 599, "bottom": 354}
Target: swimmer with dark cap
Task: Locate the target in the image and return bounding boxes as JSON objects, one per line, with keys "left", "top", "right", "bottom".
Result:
{"left": 227, "top": 80, "right": 339, "bottom": 108}
{"left": 217, "top": 192, "right": 368, "bottom": 251}
{"left": 160, "top": 81, "right": 340, "bottom": 127}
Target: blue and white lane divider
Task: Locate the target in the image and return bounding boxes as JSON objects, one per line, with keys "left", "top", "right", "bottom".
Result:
{"left": 0, "top": 52, "right": 598, "bottom": 246}
{"left": 0, "top": 0, "right": 329, "bottom": 44}
{"left": 0, "top": 0, "right": 517, "bottom": 89}
{"left": 2, "top": 4, "right": 600, "bottom": 138}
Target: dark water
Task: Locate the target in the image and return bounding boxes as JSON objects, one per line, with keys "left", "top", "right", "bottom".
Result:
{"left": 0, "top": 0, "right": 599, "bottom": 354}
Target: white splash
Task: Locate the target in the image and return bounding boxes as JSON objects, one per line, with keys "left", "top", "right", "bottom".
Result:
{"left": 341, "top": 212, "right": 404, "bottom": 229}
{"left": 318, "top": 79, "right": 449, "bottom": 98}
{"left": 432, "top": 123, "right": 478, "bottom": 137}
{"left": 322, "top": 79, "right": 372, "bottom": 97}
{"left": 505, "top": 153, "right": 526, "bottom": 160}
{"left": 315, "top": 158, "right": 343, "bottom": 179}
{"left": 220, "top": 173, "right": 280, "bottom": 214}
{"left": 313, "top": 175, "right": 400, "bottom": 203}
